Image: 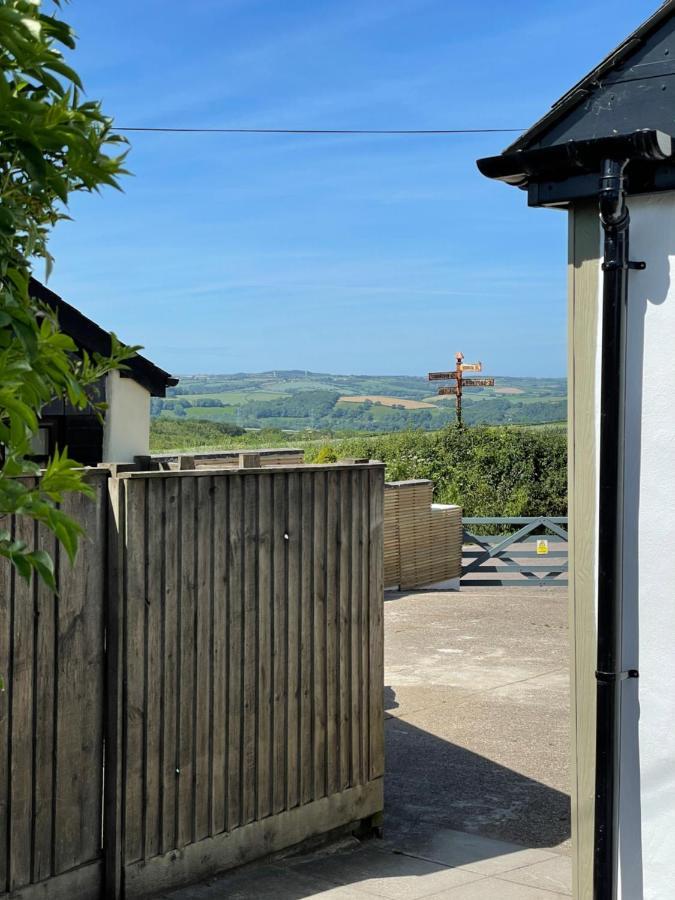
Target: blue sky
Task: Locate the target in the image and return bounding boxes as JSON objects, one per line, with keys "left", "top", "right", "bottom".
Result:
{"left": 46, "top": 0, "right": 659, "bottom": 377}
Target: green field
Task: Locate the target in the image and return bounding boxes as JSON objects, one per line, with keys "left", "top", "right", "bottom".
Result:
{"left": 154, "top": 370, "right": 567, "bottom": 432}
{"left": 180, "top": 390, "right": 289, "bottom": 403}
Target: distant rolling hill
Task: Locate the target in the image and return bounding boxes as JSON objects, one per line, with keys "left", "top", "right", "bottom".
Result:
{"left": 151, "top": 371, "right": 567, "bottom": 432}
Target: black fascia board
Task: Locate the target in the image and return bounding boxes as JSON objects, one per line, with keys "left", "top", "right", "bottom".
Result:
{"left": 29, "top": 278, "right": 178, "bottom": 397}
{"left": 477, "top": 129, "right": 674, "bottom": 207}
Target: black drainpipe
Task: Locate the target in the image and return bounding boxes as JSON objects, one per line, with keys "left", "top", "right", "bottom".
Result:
{"left": 477, "top": 130, "right": 673, "bottom": 900}
{"left": 593, "top": 156, "right": 641, "bottom": 900}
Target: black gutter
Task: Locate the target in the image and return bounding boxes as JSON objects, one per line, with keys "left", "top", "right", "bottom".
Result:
{"left": 476, "top": 129, "right": 673, "bottom": 189}
{"left": 478, "top": 129, "right": 673, "bottom": 900}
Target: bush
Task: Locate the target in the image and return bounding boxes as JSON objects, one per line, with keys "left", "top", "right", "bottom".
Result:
{"left": 314, "top": 445, "right": 338, "bottom": 464}
{"left": 306, "top": 426, "right": 567, "bottom": 517}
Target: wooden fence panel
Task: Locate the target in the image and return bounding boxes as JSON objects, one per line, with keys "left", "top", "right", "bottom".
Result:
{"left": 149, "top": 448, "right": 305, "bottom": 470}
{"left": 0, "top": 472, "right": 107, "bottom": 900}
{"left": 384, "top": 481, "right": 462, "bottom": 590}
{"left": 112, "top": 464, "right": 384, "bottom": 898}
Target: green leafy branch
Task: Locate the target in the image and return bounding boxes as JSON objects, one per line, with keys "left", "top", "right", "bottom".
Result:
{"left": 0, "top": 0, "right": 133, "bottom": 587}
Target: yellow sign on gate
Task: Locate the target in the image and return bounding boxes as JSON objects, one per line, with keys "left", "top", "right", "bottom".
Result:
{"left": 536, "top": 539, "right": 549, "bottom": 555}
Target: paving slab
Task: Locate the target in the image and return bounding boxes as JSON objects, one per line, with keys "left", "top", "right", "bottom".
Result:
{"left": 387, "top": 829, "right": 559, "bottom": 877}
{"left": 383, "top": 587, "right": 570, "bottom": 852}
{"left": 498, "top": 854, "right": 573, "bottom": 893}
{"left": 422, "top": 875, "right": 569, "bottom": 898}
{"left": 287, "top": 844, "right": 483, "bottom": 899}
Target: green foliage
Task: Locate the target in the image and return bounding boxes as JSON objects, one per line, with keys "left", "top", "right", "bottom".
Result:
{"left": 250, "top": 390, "right": 340, "bottom": 419}
{"left": 150, "top": 419, "right": 343, "bottom": 452}
{"left": 149, "top": 418, "right": 246, "bottom": 451}
{"left": 304, "top": 426, "right": 568, "bottom": 517}
{"left": 0, "top": 0, "right": 132, "bottom": 584}
{"left": 150, "top": 418, "right": 567, "bottom": 518}
{"left": 314, "top": 445, "right": 338, "bottom": 464}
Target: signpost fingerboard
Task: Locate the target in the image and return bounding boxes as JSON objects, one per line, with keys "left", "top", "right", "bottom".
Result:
{"left": 461, "top": 378, "right": 495, "bottom": 388}
{"left": 428, "top": 352, "right": 495, "bottom": 427}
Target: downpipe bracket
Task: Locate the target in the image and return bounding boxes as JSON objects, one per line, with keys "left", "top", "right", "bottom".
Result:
{"left": 601, "top": 260, "right": 646, "bottom": 271}
{"left": 595, "top": 670, "right": 640, "bottom": 682}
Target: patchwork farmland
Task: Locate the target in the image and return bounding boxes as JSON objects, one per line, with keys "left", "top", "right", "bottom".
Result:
{"left": 152, "top": 370, "right": 567, "bottom": 433}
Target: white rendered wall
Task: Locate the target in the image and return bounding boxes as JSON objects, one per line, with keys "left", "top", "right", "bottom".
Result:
{"left": 590, "top": 193, "right": 675, "bottom": 899}
{"left": 101, "top": 370, "right": 151, "bottom": 463}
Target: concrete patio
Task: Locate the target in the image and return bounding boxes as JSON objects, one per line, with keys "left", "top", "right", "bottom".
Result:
{"left": 164, "top": 585, "right": 571, "bottom": 899}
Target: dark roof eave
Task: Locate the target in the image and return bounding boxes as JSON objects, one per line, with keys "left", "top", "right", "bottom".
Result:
{"left": 28, "top": 278, "right": 178, "bottom": 397}
{"left": 477, "top": 129, "right": 674, "bottom": 204}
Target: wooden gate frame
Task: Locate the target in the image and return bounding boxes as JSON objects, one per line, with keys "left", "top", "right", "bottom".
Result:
{"left": 462, "top": 516, "right": 569, "bottom": 587}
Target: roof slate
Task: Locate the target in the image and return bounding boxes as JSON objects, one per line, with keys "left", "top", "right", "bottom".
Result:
{"left": 507, "top": 1, "right": 675, "bottom": 152}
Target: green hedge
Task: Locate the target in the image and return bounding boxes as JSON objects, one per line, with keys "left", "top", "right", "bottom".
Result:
{"left": 305, "top": 426, "right": 567, "bottom": 517}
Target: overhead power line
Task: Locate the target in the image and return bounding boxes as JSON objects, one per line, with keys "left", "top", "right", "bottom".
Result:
{"left": 116, "top": 126, "right": 524, "bottom": 136}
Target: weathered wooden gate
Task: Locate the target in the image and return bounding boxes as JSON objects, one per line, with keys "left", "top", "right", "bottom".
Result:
{"left": 0, "top": 472, "right": 108, "bottom": 900}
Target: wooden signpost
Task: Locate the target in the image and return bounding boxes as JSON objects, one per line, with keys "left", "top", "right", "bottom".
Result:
{"left": 428, "top": 352, "right": 495, "bottom": 426}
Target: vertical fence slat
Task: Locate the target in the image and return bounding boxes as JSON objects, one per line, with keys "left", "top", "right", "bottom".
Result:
{"left": 123, "top": 479, "right": 147, "bottom": 866}
{"left": 256, "top": 475, "right": 273, "bottom": 821}
{"left": 9, "top": 512, "right": 35, "bottom": 891}
{"left": 79, "top": 485, "right": 107, "bottom": 867}
{"left": 55, "top": 487, "right": 106, "bottom": 874}
{"left": 242, "top": 476, "right": 258, "bottom": 825}
{"left": 360, "top": 469, "right": 370, "bottom": 785}
{"left": 339, "top": 473, "right": 352, "bottom": 791}
{"left": 349, "top": 469, "right": 362, "bottom": 788}
{"left": 369, "top": 468, "right": 385, "bottom": 780}
{"left": 194, "top": 476, "right": 213, "bottom": 842}
{"left": 299, "top": 473, "right": 314, "bottom": 806}
{"left": 177, "top": 477, "right": 196, "bottom": 848}
{"left": 287, "top": 472, "right": 301, "bottom": 810}
{"left": 161, "top": 477, "right": 179, "bottom": 854}
{"left": 325, "top": 471, "right": 339, "bottom": 798}
{"left": 144, "top": 478, "right": 164, "bottom": 859}
{"left": 211, "top": 477, "right": 228, "bottom": 836}
{"left": 272, "top": 475, "right": 287, "bottom": 814}
{"left": 105, "top": 473, "right": 125, "bottom": 900}
{"left": 32, "top": 525, "right": 57, "bottom": 883}
{"left": 312, "top": 472, "right": 327, "bottom": 801}
{"left": 227, "top": 476, "right": 243, "bottom": 830}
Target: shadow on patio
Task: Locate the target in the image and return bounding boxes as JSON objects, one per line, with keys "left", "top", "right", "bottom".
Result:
{"left": 162, "top": 585, "right": 572, "bottom": 899}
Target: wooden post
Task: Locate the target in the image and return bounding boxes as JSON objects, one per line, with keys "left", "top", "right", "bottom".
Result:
{"left": 456, "top": 352, "right": 463, "bottom": 426}
{"left": 104, "top": 474, "right": 124, "bottom": 900}
{"left": 238, "top": 452, "right": 261, "bottom": 469}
